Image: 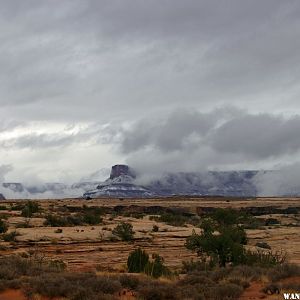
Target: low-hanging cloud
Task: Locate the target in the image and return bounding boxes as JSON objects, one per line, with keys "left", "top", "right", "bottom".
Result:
{"left": 117, "top": 108, "right": 300, "bottom": 177}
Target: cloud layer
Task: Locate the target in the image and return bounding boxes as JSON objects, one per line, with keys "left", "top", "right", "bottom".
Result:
{"left": 1, "top": 1, "right": 300, "bottom": 186}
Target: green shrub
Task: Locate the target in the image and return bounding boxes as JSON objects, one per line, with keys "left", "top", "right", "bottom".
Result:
{"left": 268, "top": 263, "right": 300, "bottom": 282}
{"left": 150, "top": 213, "right": 187, "bottom": 227}
{"left": 112, "top": 222, "right": 134, "bottom": 241}
{"left": 185, "top": 226, "right": 246, "bottom": 267}
{"left": 10, "top": 204, "right": 25, "bottom": 211}
{"left": 144, "top": 254, "right": 171, "bottom": 278}
{"left": 21, "top": 201, "right": 40, "bottom": 217}
{"left": 127, "top": 248, "right": 149, "bottom": 273}
{"left": 185, "top": 208, "right": 250, "bottom": 267}
{"left": 152, "top": 225, "right": 159, "bottom": 232}
{"left": 181, "top": 259, "right": 212, "bottom": 273}
{"left": 0, "top": 219, "right": 8, "bottom": 234}
{"left": 243, "top": 249, "right": 287, "bottom": 267}
{"left": 44, "top": 214, "right": 68, "bottom": 227}
{"left": 82, "top": 212, "right": 102, "bottom": 225}
{"left": 16, "top": 219, "right": 32, "bottom": 228}
{"left": 44, "top": 212, "right": 102, "bottom": 227}
{"left": 2, "top": 231, "right": 19, "bottom": 242}
{"left": 265, "top": 218, "right": 280, "bottom": 226}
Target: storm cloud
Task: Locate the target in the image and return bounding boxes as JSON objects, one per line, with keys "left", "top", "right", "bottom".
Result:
{"left": 120, "top": 109, "right": 300, "bottom": 163}
{"left": 1, "top": 1, "right": 300, "bottom": 184}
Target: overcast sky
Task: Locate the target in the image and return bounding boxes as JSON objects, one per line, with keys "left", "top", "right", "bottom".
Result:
{"left": 1, "top": 0, "right": 300, "bottom": 183}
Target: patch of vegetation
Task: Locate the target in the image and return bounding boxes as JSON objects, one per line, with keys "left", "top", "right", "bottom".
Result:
{"left": 0, "top": 219, "right": 8, "bottom": 234}
{"left": 10, "top": 203, "right": 25, "bottom": 211}
{"left": 21, "top": 201, "right": 40, "bottom": 217}
{"left": 112, "top": 222, "right": 134, "bottom": 241}
{"left": 16, "top": 219, "right": 32, "bottom": 228}
{"left": 123, "top": 212, "right": 145, "bottom": 219}
{"left": 152, "top": 225, "right": 159, "bottom": 232}
{"left": 243, "top": 249, "right": 287, "bottom": 267}
{"left": 150, "top": 212, "right": 188, "bottom": 227}
{"left": 127, "top": 248, "right": 170, "bottom": 278}
{"left": 144, "top": 253, "right": 171, "bottom": 278}
{"left": 185, "top": 218, "right": 247, "bottom": 267}
{"left": 44, "top": 211, "right": 103, "bottom": 227}
{"left": 181, "top": 259, "right": 213, "bottom": 273}
{"left": 185, "top": 208, "right": 287, "bottom": 268}
{"left": 82, "top": 212, "right": 102, "bottom": 225}
{"left": 0, "top": 252, "right": 298, "bottom": 300}
{"left": 2, "top": 231, "right": 20, "bottom": 242}
{"left": 268, "top": 263, "right": 300, "bottom": 282}
{"left": 127, "top": 248, "right": 149, "bottom": 273}
{"left": 265, "top": 218, "right": 281, "bottom": 226}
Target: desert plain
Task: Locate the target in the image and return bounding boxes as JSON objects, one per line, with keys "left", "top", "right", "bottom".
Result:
{"left": 0, "top": 196, "right": 299, "bottom": 299}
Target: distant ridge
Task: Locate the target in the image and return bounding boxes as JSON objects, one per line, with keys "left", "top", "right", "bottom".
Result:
{"left": 82, "top": 165, "right": 258, "bottom": 199}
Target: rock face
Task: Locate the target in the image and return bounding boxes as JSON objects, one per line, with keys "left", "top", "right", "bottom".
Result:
{"left": 83, "top": 165, "right": 153, "bottom": 199}
{"left": 110, "top": 165, "right": 135, "bottom": 179}
{"left": 83, "top": 166, "right": 260, "bottom": 198}
{"left": 0, "top": 193, "right": 5, "bottom": 200}
{"left": 147, "top": 171, "right": 258, "bottom": 197}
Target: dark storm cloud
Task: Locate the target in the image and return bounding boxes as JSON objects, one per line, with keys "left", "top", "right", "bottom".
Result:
{"left": 0, "top": 0, "right": 300, "bottom": 122}
{"left": 1, "top": 0, "right": 300, "bottom": 183}
{"left": 119, "top": 109, "right": 300, "bottom": 166}
{"left": 210, "top": 114, "right": 300, "bottom": 158}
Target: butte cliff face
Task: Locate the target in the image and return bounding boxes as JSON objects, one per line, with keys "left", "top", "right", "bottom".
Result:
{"left": 109, "top": 165, "right": 135, "bottom": 179}
{"left": 83, "top": 165, "right": 259, "bottom": 198}
{"left": 83, "top": 165, "right": 153, "bottom": 198}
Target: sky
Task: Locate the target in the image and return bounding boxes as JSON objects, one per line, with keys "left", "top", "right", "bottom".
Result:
{"left": 1, "top": 0, "right": 300, "bottom": 183}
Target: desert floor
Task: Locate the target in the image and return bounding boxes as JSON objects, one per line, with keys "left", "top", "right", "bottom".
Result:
{"left": 0, "top": 196, "right": 299, "bottom": 299}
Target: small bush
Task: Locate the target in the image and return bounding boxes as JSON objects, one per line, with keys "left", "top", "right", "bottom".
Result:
{"left": 112, "top": 222, "right": 134, "bottom": 241}
{"left": 44, "top": 214, "right": 68, "bottom": 227}
{"left": 2, "top": 231, "right": 19, "bottom": 242}
{"left": 0, "top": 219, "right": 8, "bottom": 234}
{"left": 138, "top": 282, "right": 180, "bottom": 300}
{"left": 207, "top": 283, "right": 243, "bottom": 299}
{"left": 181, "top": 259, "right": 213, "bottom": 273}
{"left": 265, "top": 218, "right": 280, "bottom": 226}
{"left": 16, "top": 219, "right": 32, "bottom": 228}
{"left": 150, "top": 213, "right": 187, "bottom": 227}
{"left": 119, "top": 274, "right": 141, "bottom": 289}
{"left": 268, "top": 263, "right": 300, "bottom": 282}
{"left": 44, "top": 212, "right": 102, "bottom": 227}
{"left": 127, "top": 248, "right": 149, "bottom": 273}
{"left": 10, "top": 204, "right": 25, "bottom": 211}
{"left": 243, "top": 249, "right": 287, "bottom": 267}
{"left": 152, "top": 225, "right": 159, "bottom": 232}
{"left": 144, "top": 254, "right": 171, "bottom": 278}
{"left": 82, "top": 213, "right": 102, "bottom": 225}
{"left": 21, "top": 201, "right": 40, "bottom": 217}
